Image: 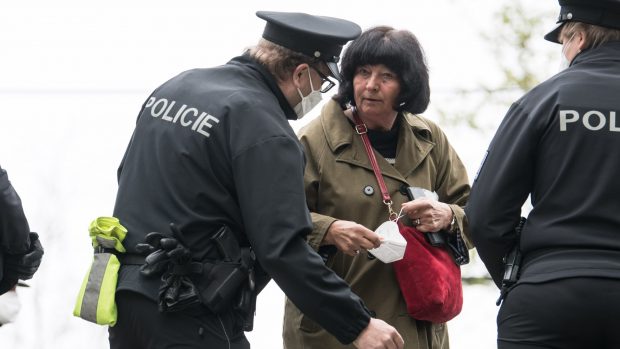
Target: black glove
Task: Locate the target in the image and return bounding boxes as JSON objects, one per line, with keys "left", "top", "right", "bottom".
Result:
{"left": 158, "top": 270, "right": 201, "bottom": 313}
{"left": 137, "top": 225, "right": 200, "bottom": 277}
{"left": 137, "top": 232, "right": 171, "bottom": 277}
{"left": 0, "top": 232, "right": 43, "bottom": 295}
{"left": 137, "top": 224, "right": 203, "bottom": 313}
{"left": 4, "top": 232, "right": 43, "bottom": 280}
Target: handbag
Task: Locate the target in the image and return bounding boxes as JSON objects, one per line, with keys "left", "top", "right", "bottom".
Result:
{"left": 351, "top": 107, "right": 463, "bottom": 323}
{"left": 393, "top": 222, "right": 463, "bottom": 322}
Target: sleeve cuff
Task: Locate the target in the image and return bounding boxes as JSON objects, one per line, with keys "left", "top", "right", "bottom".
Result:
{"left": 336, "top": 303, "right": 371, "bottom": 344}
{"left": 307, "top": 212, "right": 337, "bottom": 251}
{"left": 449, "top": 204, "right": 473, "bottom": 249}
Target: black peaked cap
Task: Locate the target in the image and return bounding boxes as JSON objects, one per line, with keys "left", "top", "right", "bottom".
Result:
{"left": 545, "top": 0, "right": 620, "bottom": 43}
{"left": 256, "top": 11, "right": 361, "bottom": 80}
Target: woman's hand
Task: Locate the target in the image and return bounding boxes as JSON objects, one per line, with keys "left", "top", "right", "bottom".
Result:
{"left": 323, "top": 220, "right": 382, "bottom": 256}
{"left": 401, "top": 197, "right": 453, "bottom": 233}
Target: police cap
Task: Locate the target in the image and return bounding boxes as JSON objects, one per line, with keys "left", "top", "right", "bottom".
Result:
{"left": 545, "top": 0, "right": 620, "bottom": 43}
{"left": 256, "top": 11, "right": 361, "bottom": 81}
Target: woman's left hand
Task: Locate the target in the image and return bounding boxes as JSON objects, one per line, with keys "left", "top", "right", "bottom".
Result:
{"left": 401, "top": 197, "right": 453, "bottom": 233}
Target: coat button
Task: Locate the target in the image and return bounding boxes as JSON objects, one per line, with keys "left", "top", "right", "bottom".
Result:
{"left": 363, "top": 185, "right": 374, "bottom": 196}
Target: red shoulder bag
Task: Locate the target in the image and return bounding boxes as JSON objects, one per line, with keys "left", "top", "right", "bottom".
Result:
{"left": 352, "top": 107, "right": 463, "bottom": 323}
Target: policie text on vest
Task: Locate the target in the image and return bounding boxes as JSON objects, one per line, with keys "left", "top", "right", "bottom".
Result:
{"left": 560, "top": 109, "right": 620, "bottom": 132}
{"left": 144, "top": 97, "right": 220, "bottom": 138}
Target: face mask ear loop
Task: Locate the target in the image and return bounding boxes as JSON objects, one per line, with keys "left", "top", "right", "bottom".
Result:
{"left": 307, "top": 68, "right": 317, "bottom": 92}
{"left": 297, "top": 69, "right": 317, "bottom": 98}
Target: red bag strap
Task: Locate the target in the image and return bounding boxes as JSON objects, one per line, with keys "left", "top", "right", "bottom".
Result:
{"left": 351, "top": 106, "right": 398, "bottom": 220}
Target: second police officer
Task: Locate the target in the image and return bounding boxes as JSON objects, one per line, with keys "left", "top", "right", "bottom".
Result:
{"left": 467, "top": 1, "right": 620, "bottom": 348}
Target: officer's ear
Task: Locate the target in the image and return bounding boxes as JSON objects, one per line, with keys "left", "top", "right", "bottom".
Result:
{"left": 292, "top": 63, "right": 310, "bottom": 89}
{"left": 575, "top": 30, "right": 587, "bottom": 52}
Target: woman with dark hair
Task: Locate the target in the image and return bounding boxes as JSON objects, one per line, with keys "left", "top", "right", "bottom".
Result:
{"left": 283, "top": 26, "right": 471, "bottom": 349}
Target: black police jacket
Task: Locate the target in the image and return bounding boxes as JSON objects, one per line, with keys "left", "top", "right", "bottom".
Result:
{"left": 113, "top": 54, "right": 370, "bottom": 343}
{"left": 0, "top": 166, "right": 31, "bottom": 283}
{"left": 466, "top": 41, "right": 620, "bottom": 288}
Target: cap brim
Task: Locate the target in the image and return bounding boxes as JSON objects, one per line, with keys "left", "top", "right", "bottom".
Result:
{"left": 326, "top": 62, "right": 341, "bottom": 82}
{"left": 544, "top": 22, "right": 564, "bottom": 44}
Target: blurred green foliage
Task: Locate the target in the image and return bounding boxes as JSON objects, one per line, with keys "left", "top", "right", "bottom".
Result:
{"left": 436, "top": 2, "right": 555, "bottom": 130}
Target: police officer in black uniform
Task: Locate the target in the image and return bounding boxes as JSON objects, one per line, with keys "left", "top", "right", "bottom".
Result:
{"left": 466, "top": 1, "right": 620, "bottom": 348}
{"left": 0, "top": 166, "right": 43, "bottom": 296}
{"left": 109, "top": 11, "right": 404, "bottom": 349}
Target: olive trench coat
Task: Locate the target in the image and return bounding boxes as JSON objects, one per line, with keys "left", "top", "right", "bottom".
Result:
{"left": 283, "top": 100, "right": 471, "bottom": 349}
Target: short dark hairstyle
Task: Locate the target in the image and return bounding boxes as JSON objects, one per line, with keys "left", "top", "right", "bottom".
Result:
{"left": 333, "top": 26, "right": 430, "bottom": 114}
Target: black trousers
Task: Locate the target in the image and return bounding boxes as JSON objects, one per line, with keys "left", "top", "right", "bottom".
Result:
{"left": 498, "top": 277, "right": 620, "bottom": 349}
{"left": 109, "top": 291, "right": 250, "bottom": 349}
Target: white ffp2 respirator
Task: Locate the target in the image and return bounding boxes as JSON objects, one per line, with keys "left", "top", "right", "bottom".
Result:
{"left": 368, "top": 220, "right": 407, "bottom": 263}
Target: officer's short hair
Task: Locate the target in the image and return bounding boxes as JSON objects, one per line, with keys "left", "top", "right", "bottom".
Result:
{"left": 333, "top": 26, "right": 430, "bottom": 115}
{"left": 248, "top": 39, "right": 318, "bottom": 82}
{"left": 561, "top": 21, "right": 620, "bottom": 49}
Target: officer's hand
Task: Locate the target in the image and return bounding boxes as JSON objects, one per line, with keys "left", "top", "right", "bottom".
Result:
{"left": 323, "top": 220, "right": 381, "bottom": 256}
{"left": 353, "top": 318, "right": 404, "bottom": 349}
{"left": 5, "top": 232, "right": 44, "bottom": 281}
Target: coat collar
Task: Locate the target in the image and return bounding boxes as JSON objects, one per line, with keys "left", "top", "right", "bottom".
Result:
{"left": 319, "top": 99, "right": 435, "bottom": 182}
{"left": 229, "top": 53, "right": 298, "bottom": 120}
{"left": 572, "top": 40, "right": 620, "bottom": 67}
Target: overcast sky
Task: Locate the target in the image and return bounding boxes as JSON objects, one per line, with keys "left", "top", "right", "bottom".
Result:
{"left": 0, "top": 1, "right": 557, "bottom": 348}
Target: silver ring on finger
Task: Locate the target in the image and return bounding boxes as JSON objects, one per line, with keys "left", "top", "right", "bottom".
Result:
{"left": 414, "top": 218, "right": 421, "bottom": 226}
